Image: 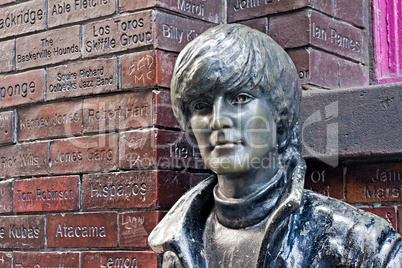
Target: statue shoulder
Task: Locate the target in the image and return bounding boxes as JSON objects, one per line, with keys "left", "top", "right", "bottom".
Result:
{"left": 292, "top": 190, "right": 402, "bottom": 267}
{"left": 300, "top": 190, "right": 394, "bottom": 232}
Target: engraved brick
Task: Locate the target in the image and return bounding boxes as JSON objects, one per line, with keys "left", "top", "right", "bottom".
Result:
{"left": 0, "top": 215, "right": 45, "bottom": 249}
{"left": 287, "top": 48, "right": 339, "bottom": 88}
{"left": 119, "top": 50, "right": 177, "bottom": 89}
{"left": 270, "top": 10, "right": 310, "bottom": 48}
{"left": 13, "top": 252, "right": 79, "bottom": 268}
{"left": 0, "top": 180, "right": 12, "bottom": 213}
{"left": 0, "top": 142, "right": 48, "bottom": 178}
{"left": 48, "top": 0, "right": 116, "bottom": 28}
{"left": 153, "top": 90, "right": 180, "bottom": 129}
{"left": 339, "top": 58, "right": 369, "bottom": 88}
{"left": 119, "top": 129, "right": 206, "bottom": 170}
{"left": 82, "top": 92, "right": 152, "bottom": 133}
{"left": 82, "top": 11, "right": 212, "bottom": 58}
{"left": 240, "top": 17, "right": 268, "bottom": 34}
{"left": 16, "top": 26, "right": 80, "bottom": 70}
{"left": 49, "top": 134, "right": 118, "bottom": 174}
{"left": 336, "top": 0, "right": 367, "bottom": 28}
{"left": 46, "top": 58, "right": 116, "bottom": 100}
{"left": 155, "top": 51, "right": 178, "bottom": 88}
{"left": 359, "top": 206, "right": 397, "bottom": 231}
{"left": 304, "top": 163, "right": 344, "bottom": 200}
{"left": 47, "top": 212, "right": 117, "bottom": 248}
{"left": 82, "top": 170, "right": 190, "bottom": 210}
{"left": 83, "top": 91, "right": 179, "bottom": 133}
{"left": 269, "top": 10, "right": 365, "bottom": 63}
{"left": 301, "top": 84, "right": 401, "bottom": 159}
{"left": 0, "top": 252, "right": 12, "bottom": 267}
{"left": 346, "top": 163, "right": 401, "bottom": 203}
{"left": 119, "top": 211, "right": 166, "bottom": 248}
{"left": 0, "top": 40, "right": 14, "bottom": 73}
{"left": 0, "top": 69, "right": 44, "bottom": 109}
{"left": 227, "top": 0, "right": 334, "bottom": 22}
{"left": 81, "top": 251, "right": 157, "bottom": 268}
{"left": 13, "top": 176, "right": 79, "bottom": 213}
{"left": 154, "top": 11, "right": 213, "bottom": 53}
{"left": 18, "top": 100, "right": 83, "bottom": 141}
{"left": 119, "top": 0, "right": 222, "bottom": 23}
{"left": 0, "top": 110, "right": 15, "bottom": 145}
{"left": 0, "top": 0, "right": 46, "bottom": 39}
{"left": 82, "top": 11, "right": 152, "bottom": 58}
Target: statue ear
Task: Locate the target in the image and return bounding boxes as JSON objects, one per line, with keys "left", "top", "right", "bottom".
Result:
{"left": 276, "top": 119, "right": 288, "bottom": 153}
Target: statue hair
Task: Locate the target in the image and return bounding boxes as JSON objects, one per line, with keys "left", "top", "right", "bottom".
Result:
{"left": 170, "top": 24, "right": 302, "bottom": 166}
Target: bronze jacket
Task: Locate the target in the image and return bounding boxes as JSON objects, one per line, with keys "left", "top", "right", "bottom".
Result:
{"left": 148, "top": 159, "right": 402, "bottom": 267}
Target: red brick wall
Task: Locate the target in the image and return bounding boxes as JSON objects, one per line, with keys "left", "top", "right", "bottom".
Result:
{"left": 0, "top": 1, "right": 400, "bottom": 267}
{"left": 229, "top": 0, "right": 370, "bottom": 89}
{"left": 0, "top": 1, "right": 215, "bottom": 266}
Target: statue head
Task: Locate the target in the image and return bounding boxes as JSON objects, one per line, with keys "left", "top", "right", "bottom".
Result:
{"left": 150, "top": 26, "right": 402, "bottom": 268}
{"left": 171, "top": 24, "right": 302, "bottom": 175}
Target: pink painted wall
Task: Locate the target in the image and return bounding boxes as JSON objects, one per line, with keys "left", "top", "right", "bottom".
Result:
{"left": 373, "top": 0, "right": 402, "bottom": 83}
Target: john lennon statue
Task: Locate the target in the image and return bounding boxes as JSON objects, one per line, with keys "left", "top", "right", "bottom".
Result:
{"left": 148, "top": 24, "right": 401, "bottom": 267}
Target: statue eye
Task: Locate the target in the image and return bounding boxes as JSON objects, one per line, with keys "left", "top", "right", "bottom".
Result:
{"left": 193, "top": 102, "right": 210, "bottom": 111}
{"left": 232, "top": 93, "right": 254, "bottom": 105}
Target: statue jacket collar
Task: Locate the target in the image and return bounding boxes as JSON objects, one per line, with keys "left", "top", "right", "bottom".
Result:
{"left": 148, "top": 153, "right": 306, "bottom": 268}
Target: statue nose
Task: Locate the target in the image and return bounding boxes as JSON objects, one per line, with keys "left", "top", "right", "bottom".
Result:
{"left": 210, "top": 97, "right": 233, "bottom": 130}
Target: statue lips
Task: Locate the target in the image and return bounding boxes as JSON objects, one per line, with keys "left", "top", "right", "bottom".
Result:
{"left": 214, "top": 140, "right": 241, "bottom": 150}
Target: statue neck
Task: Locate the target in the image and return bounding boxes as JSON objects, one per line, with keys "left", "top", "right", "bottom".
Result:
{"left": 216, "top": 165, "right": 279, "bottom": 199}
{"left": 213, "top": 168, "right": 286, "bottom": 229}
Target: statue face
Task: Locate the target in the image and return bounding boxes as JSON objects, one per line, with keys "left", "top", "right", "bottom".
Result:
{"left": 189, "top": 87, "right": 278, "bottom": 176}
